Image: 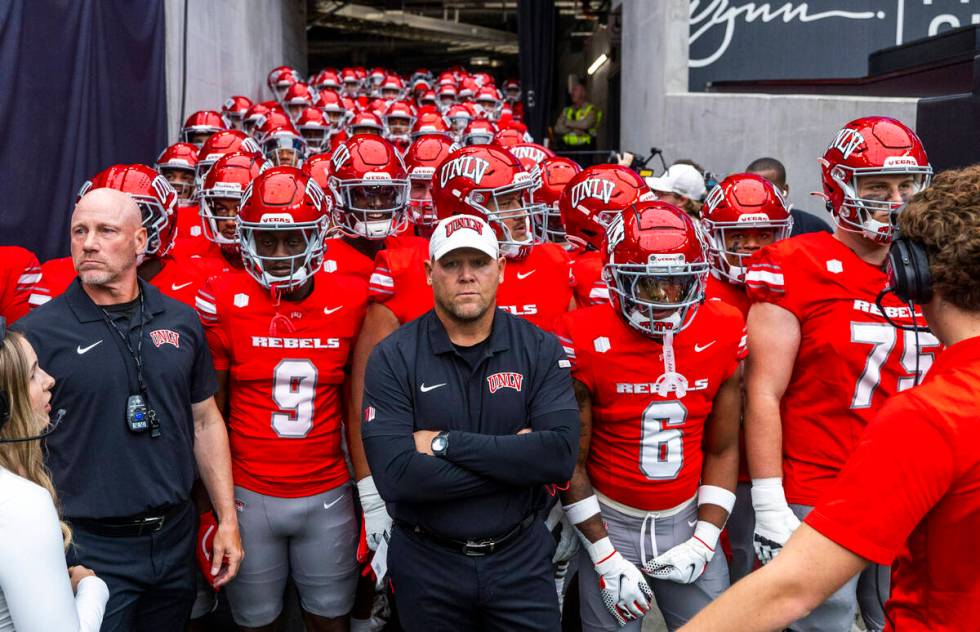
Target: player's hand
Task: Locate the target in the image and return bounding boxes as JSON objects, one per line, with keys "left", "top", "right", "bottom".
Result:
{"left": 68, "top": 566, "right": 97, "bottom": 594}
{"left": 413, "top": 429, "right": 439, "bottom": 455}
{"left": 357, "top": 476, "right": 392, "bottom": 552}
{"left": 751, "top": 478, "right": 801, "bottom": 564}
{"left": 551, "top": 513, "right": 580, "bottom": 564}
{"left": 643, "top": 538, "right": 712, "bottom": 584}
{"left": 590, "top": 537, "right": 653, "bottom": 625}
{"left": 210, "top": 517, "right": 244, "bottom": 588}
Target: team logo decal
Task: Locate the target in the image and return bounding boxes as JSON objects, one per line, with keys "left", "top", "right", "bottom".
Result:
{"left": 364, "top": 406, "right": 376, "bottom": 422}
{"left": 486, "top": 371, "right": 524, "bottom": 394}
{"left": 149, "top": 329, "right": 180, "bottom": 349}
{"left": 439, "top": 156, "right": 490, "bottom": 187}
{"left": 826, "top": 259, "right": 843, "bottom": 274}
{"left": 444, "top": 215, "right": 485, "bottom": 238}
{"left": 569, "top": 177, "right": 615, "bottom": 209}
{"left": 234, "top": 293, "right": 250, "bottom": 308}
{"left": 593, "top": 336, "right": 611, "bottom": 353}
{"left": 829, "top": 128, "right": 865, "bottom": 160}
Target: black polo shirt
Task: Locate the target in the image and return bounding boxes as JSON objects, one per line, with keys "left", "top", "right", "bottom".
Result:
{"left": 362, "top": 308, "right": 579, "bottom": 540}
{"left": 790, "top": 207, "right": 833, "bottom": 236}
{"left": 15, "top": 278, "right": 217, "bottom": 519}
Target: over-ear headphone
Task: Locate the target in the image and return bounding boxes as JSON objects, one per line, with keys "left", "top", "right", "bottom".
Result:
{"left": 887, "top": 237, "right": 932, "bottom": 305}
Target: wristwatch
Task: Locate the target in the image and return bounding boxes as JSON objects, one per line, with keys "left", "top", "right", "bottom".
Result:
{"left": 431, "top": 431, "right": 449, "bottom": 457}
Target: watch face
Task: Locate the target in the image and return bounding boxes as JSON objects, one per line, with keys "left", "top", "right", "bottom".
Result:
{"left": 433, "top": 435, "right": 447, "bottom": 453}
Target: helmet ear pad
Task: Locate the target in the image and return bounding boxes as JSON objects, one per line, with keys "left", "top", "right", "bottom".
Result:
{"left": 888, "top": 237, "right": 932, "bottom": 304}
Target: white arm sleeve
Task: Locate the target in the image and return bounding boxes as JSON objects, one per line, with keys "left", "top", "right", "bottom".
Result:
{"left": 0, "top": 472, "right": 108, "bottom": 632}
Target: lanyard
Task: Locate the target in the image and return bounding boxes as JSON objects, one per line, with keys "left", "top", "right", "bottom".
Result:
{"left": 99, "top": 293, "right": 148, "bottom": 397}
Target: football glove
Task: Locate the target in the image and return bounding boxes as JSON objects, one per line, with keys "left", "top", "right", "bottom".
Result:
{"left": 751, "top": 478, "right": 801, "bottom": 564}
{"left": 357, "top": 476, "right": 391, "bottom": 552}
{"left": 589, "top": 537, "right": 653, "bottom": 626}
{"left": 552, "top": 513, "right": 580, "bottom": 564}
{"left": 642, "top": 521, "right": 719, "bottom": 584}
{"left": 195, "top": 510, "right": 219, "bottom": 591}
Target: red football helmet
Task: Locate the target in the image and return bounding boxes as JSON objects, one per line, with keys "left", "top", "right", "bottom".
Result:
{"left": 316, "top": 90, "right": 350, "bottom": 131}
{"left": 409, "top": 111, "right": 451, "bottom": 140}
{"left": 155, "top": 142, "right": 199, "bottom": 203}
{"left": 418, "top": 89, "right": 438, "bottom": 109}
{"left": 462, "top": 119, "right": 496, "bottom": 146}
{"left": 199, "top": 152, "right": 268, "bottom": 245}
{"left": 560, "top": 164, "right": 654, "bottom": 251}
{"left": 243, "top": 101, "right": 276, "bottom": 137}
{"left": 701, "top": 173, "right": 793, "bottom": 284}
{"left": 602, "top": 201, "right": 710, "bottom": 339}
{"left": 328, "top": 136, "right": 410, "bottom": 239}
{"left": 260, "top": 124, "right": 308, "bottom": 168}
{"left": 221, "top": 96, "right": 254, "bottom": 130}
{"left": 283, "top": 82, "right": 316, "bottom": 121}
{"left": 535, "top": 157, "right": 581, "bottom": 243}
{"left": 503, "top": 79, "right": 521, "bottom": 103}
{"left": 445, "top": 104, "right": 473, "bottom": 138}
{"left": 181, "top": 111, "right": 227, "bottom": 147}
{"left": 458, "top": 77, "right": 479, "bottom": 100}
{"left": 267, "top": 66, "right": 300, "bottom": 103}
{"left": 79, "top": 164, "right": 178, "bottom": 260}
{"left": 431, "top": 144, "right": 542, "bottom": 259}
{"left": 379, "top": 75, "right": 405, "bottom": 102}
{"left": 196, "top": 130, "right": 261, "bottom": 191}
{"left": 475, "top": 86, "right": 502, "bottom": 119}
{"left": 437, "top": 84, "right": 457, "bottom": 108}
{"left": 313, "top": 69, "right": 341, "bottom": 93}
{"left": 348, "top": 111, "right": 384, "bottom": 136}
{"left": 508, "top": 142, "right": 555, "bottom": 172}
{"left": 819, "top": 116, "right": 931, "bottom": 243}
{"left": 340, "top": 67, "right": 362, "bottom": 96}
{"left": 492, "top": 127, "right": 525, "bottom": 148}
{"left": 301, "top": 152, "right": 333, "bottom": 191}
{"left": 237, "top": 166, "right": 330, "bottom": 291}
{"left": 295, "top": 107, "right": 331, "bottom": 152}
{"left": 403, "top": 134, "right": 456, "bottom": 231}
{"left": 384, "top": 101, "right": 417, "bottom": 145}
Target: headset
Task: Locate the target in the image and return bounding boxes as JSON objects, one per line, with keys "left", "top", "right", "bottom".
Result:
{"left": 0, "top": 317, "right": 66, "bottom": 443}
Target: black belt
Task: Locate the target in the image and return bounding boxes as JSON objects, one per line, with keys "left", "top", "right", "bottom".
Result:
{"left": 398, "top": 513, "right": 535, "bottom": 557}
{"left": 69, "top": 501, "right": 188, "bottom": 538}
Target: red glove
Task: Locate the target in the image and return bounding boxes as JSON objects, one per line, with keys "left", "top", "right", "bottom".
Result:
{"left": 356, "top": 519, "right": 377, "bottom": 582}
{"left": 196, "top": 510, "right": 220, "bottom": 591}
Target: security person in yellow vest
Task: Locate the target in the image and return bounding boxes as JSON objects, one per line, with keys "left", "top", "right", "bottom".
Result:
{"left": 554, "top": 81, "right": 602, "bottom": 165}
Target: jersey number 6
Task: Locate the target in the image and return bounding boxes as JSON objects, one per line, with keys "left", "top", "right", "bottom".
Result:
{"left": 640, "top": 400, "right": 688, "bottom": 480}
{"left": 272, "top": 359, "right": 318, "bottom": 437}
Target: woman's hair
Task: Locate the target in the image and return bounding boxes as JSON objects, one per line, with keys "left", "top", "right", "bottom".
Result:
{"left": 899, "top": 164, "right": 980, "bottom": 312}
{"left": 0, "top": 331, "right": 71, "bottom": 549}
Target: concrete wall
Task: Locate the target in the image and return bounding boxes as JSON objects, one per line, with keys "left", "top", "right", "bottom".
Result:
{"left": 620, "top": 0, "right": 919, "bottom": 219}
{"left": 163, "top": 0, "right": 307, "bottom": 143}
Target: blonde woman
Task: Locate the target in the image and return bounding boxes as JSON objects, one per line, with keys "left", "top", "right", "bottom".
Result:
{"left": 0, "top": 319, "right": 108, "bottom": 631}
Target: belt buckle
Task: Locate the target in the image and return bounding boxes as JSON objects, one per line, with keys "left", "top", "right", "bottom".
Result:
{"left": 138, "top": 515, "right": 165, "bottom": 535}
{"left": 462, "top": 538, "right": 495, "bottom": 557}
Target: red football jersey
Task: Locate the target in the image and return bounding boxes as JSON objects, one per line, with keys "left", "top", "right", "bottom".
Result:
{"left": 806, "top": 336, "right": 980, "bottom": 631}
{"left": 570, "top": 249, "right": 609, "bottom": 307}
{"left": 28, "top": 256, "right": 75, "bottom": 310}
{"left": 28, "top": 254, "right": 203, "bottom": 309}
{"left": 323, "top": 234, "right": 429, "bottom": 283}
{"left": 706, "top": 272, "right": 749, "bottom": 317}
{"left": 497, "top": 243, "right": 574, "bottom": 332}
{"left": 555, "top": 301, "right": 746, "bottom": 510}
{"left": 368, "top": 240, "right": 432, "bottom": 324}
{"left": 196, "top": 270, "right": 368, "bottom": 497}
{"left": 745, "top": 232, "right": 941, "bottom": 505}
{"left": 0, "top": 246, "right": 40, "bottom": 322}
{"left": 171, "top": 203, "right": 211, "bottom": 258}
{"left": 187, "top": 242, "right": 244, "bottom": 281}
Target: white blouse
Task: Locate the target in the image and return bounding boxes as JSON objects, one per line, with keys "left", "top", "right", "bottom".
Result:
{"left": 0, "top": 468, "right": 108, "bottom": 631}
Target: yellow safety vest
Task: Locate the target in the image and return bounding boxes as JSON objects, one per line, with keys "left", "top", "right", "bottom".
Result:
{"left": 561, "top": 103, "right": 602, "bottom": 146}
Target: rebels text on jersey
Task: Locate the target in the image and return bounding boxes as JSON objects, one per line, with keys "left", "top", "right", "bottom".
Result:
{"left": 497, "top": 243, "right": 574, "bottom": 332}
{"left": 196, "top": 270, "right": 368, "bottom": 497}
{"left": 745, "top": 231, "right": 942, "bottom": 506}
{"left": 555, "top": 301, "right": 746, "bottom": 510}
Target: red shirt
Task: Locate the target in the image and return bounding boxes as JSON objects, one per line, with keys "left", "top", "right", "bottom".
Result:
{"left": 745, "top": 232, "right": 942, "bottom": 505}
{"left": 555, "top": 301, "right": 745, "bottom": 510}
{"left": 706, "top": 272, "right": 749, "bottom": 317}
{"left": 323, "top": 234, "right": 429, "bottom": 283}
{"left": 497, "top": 243, "right": 574, "bottom": 332}
{"left": 171, "top": 203, "right": 211, "bottom": 258}
{"left": 196, "top": 270, "right": 368, "bottom": 497}
{"left": 187, "top": 242, "right": 244, "bottom": 280}
{"left": 29, "top": 255, "right": 204, "bottom": 309}
{"left": 570, "top": 249, "right": 609, "bottom": 307}
{"left": 806, "top": 336, "right": 980, "bottom": 632}
{"left": 0, "top": 247, "right": 40, "bottom": 323}
{"left": 368, "top": 241, "right": 432, "bottom": 324}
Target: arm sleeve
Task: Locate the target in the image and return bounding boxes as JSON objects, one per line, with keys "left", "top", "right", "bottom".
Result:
{"left": 743, "top": 245, "right": 803, "bottom": 319}
{"left": 361, "top": 343, "right": 507, "bottom": 503}
{"left": 368, "top": 251, "right": 396, "bottom": 305}
{"left": 554, "top": 314, "right": 595, "bottom": 392}
{"left": 195, "top": 282, "right": 231, "bottom": 372}
{"left": 1, "top": 248, "right": 41, "bottom": 323}
{"left": 188, "top": 317, "right": 219, "bottom": 404}
{"left": 0, "top": 485, "right": 109, "bottom": 632}
{"left": 805, "top": 396, "right": 955, "bottom": 565}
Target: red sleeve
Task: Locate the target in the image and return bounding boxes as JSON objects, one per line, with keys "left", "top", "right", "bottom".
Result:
{"left": 553, "top": 312, "right": 594, "bottom": 392}
{"left": 368, "top": 250, "right": 395, "bottom": 305}
{"left": 1, "top": 248, "right": 41, "bottom": 323}
{"left": 744, "top": 244, "right": 803, "bottom": 319}
{"left": 194, "top": 278, "right": 231, "bottom": 371}
{"left": 805, "top": 394, "right": 955, "bottom": 565}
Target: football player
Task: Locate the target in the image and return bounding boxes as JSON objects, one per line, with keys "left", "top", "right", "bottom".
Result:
{"left": 196, "top": 167, "right": 365, "bottom": 631}
{"left": 402, "top": 133, "right": 457, "bottom": 238}
{"left": 699, "top": 173, "right": 793, "bottom": 584}
{"left": 221, "top": 95, "right": 254, "bottom": 131}
{"left": 155, "top": 142, "right": 199, "bottom": 205}
{"left": 560, "top": 165, "right": 655, "bottom": 307}
{"left": 534, "top": 156, "right": 581, "bottom": 248}
{"left": 181, "top": 110, "right": 227, "bottom": 148}
{"left": 556, "top": 201, "right": 743, "bottom": 631}
{"left": 29, "top": 164, "right": 205, "bottom": 308}
{"left": 0, "top": 246, "right": 41, "bottom": 323}
{"left": 742, "top": 116, "right": 936, "bottom": 631}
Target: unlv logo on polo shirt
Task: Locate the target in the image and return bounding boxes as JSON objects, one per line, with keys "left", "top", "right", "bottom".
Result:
{"left": 149, "top": 329, "right": 181, "bottom": 349}
{"left": 486, "top": 371, "right": 524, "bottom": 394}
